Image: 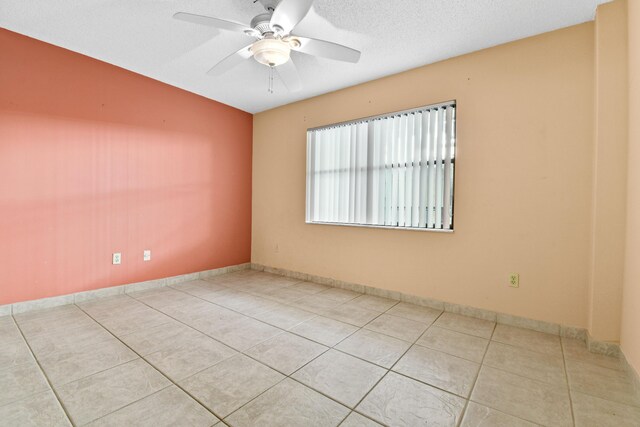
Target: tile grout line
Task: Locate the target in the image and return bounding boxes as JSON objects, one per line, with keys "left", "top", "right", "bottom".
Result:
{"left": 176, "top": 277, "right": 414, "bottom": 338}
{"left": 325, "top": 304, "right": 443, "bottom": 368}
{"left": 74, "top": 302, "right": 229, "bottom": 424}
{"left": 122, "top": 280, "right": 478, "bottom": 425}
{"left": 51, "top": 353, "right": 150, "bottom": 389}
{"left": 165, "top": 279, "right": 376, "bottom": 351}
{"left": 137, "top": 291, "right": 290, "bottom": 351}
{"left": 167, "top": 279, "right": 614, "bottom": 387}
{"left": 1, "top": 263, "right": 252, "bottom": 317}
{"left": 467, "top": 325, "right": 576, "bottom": 426}
{"left": 564, "top": 382, "right": 640, "bottom": 410}
{"left": 218, "top": 376, "right": 289, "bottom": 423}
{"left": 456, "top": 320, "right": 497, "bottom": 427}
{"left": 560, "top": 336, "right": 640, "bottom": 409}
{"left": 18, "top": 276, "right": 574, "bottom": 415}
{"left": 9, "top": 278, "right": 443, "bottom": 423}
{"left": 26, "top": 271, "right": 627, "bottom": 425}
{"left": 487, "top": 336, "right": 565, "bottom": 359}
{"left": 137, "top": 278, "right": 404, "bottom": 424}
{"left": 170, "top": 280, "right": 313, "bottom": 328}
{"left": 474, "top": 353, "right": 573, "bottom": 389}
{"left": 115, "top": 289, "right": 319, "bottom": 422}
{"left": 298, "top": 299, "right": 409, "bottom": 390}
{"left": 373, "top": 313, "right": 577, "bottom": 426}
{"left": 217, "top": 292, "right": 396, "bottom": 423}
{"left": 271, "top": 292, "right": 428, "bottom": 351}
{"left": 386, "top": 310, "right": 445, "bottom": 373}
{"left": 128, "top": 291, "right": 286, "bottom": 351}
{"left": 6, "top": 264, "right": 613, "bottom": 357}
{"left": 10, "top": 315, "right": 76, "bottom": 427}
{"left": 412, "top": 333, "right": 488, "bottom": 364}
{"left": 344, "top": 307, "right": 448, "bottom": 425}
{"left": 334, "top": 412, "right": 352, "bottom": 427}
{"left": 429, "top": 321, "right": 497, "bottom": 341}
{"left": 15, "top": 270, "right": 638, "bottom": 424}
{"left": 218, "top": 294, "right": 401, "bottom": 426}
{"left": 561, "top": 338, "right": 577, "bottom": 427}
{"left": 352, "top": 314, "right": 482, "bottom": 400}
{"left": 483, "top": 335, "right": 575, "bottom": 388}
{"left": 84, "top": 384, "right": 174, "bottom": 425}
{"left": 343, "top": 411, "right": 388, "bottom": 427}
{"left": 15, "top": 271, "right": 609, "bottom": 426}
{"left": 255, "top": 264, "right": 634, "bottom": 365}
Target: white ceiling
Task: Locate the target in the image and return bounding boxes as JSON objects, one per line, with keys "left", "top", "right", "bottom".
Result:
{"left": 1, "top": 0, "right": 609, "bottom": 113}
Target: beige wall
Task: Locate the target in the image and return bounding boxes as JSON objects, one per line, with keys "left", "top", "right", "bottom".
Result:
{"left": 621, "top": 0, "right": 640, "bottom": 375}
{"left": 253, "top": 23, "right": 595, "bottom": 329}
{"left": 589, "top": 0, "right": 628, "bottom": 341}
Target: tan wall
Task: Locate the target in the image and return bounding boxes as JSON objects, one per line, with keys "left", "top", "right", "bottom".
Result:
{"left": 589, "top": 0, "right": 628, "bottom": 342}
{"left": 253, "top": 24, "right": 595, "bottom": 329}
{"left": 621, "top": 0, "right": 640, "bottom": 375}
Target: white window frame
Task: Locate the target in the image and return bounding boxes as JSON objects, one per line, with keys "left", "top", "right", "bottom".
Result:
{"left": 305, "top": 100, "right": 457, "bottom": 232}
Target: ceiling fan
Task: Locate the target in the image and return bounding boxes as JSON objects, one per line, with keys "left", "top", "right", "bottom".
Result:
{"left": 173, "top": 0, "right": 361, "bottom": 92}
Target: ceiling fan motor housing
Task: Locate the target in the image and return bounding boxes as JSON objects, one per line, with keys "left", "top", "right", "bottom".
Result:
{"left": 250, "top": 13, "right": 273, "bottom": 35}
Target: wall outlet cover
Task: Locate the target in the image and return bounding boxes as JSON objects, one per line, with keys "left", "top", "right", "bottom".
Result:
{"left": 509, "top": 273, "right": 520, "bottom": 288}
{"left": 143, "top": 250, "right": 151, "bottom": 261}
{"left": 112, "top": 253, "right": 122, "bottom": 265}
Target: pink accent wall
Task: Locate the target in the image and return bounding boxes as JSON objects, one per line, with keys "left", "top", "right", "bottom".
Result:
{"left": 0, "top": 29, "right": 253, "bottom": 305}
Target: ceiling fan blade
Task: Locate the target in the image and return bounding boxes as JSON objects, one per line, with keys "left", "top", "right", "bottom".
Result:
{"left": 207, "top": 44, "right": 254, "bottom": 76}
{"left": 270, "top": 0, "right": 314, "bottom": 34}
{"left": 276, "top": 60, "right": 302, "bottom": 92}
{"left": 291, "top": 36, "right": 361, "bottom": 63}
{"left": 174, "top": 12, "right": 252, "bottom": 34}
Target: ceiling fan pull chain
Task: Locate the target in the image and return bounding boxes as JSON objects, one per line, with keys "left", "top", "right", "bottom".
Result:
{"left": 268, "top": 65, "right": 274, "bottom": 94}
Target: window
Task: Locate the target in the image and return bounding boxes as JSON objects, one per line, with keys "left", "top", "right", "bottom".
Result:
{"left": 306, "top": 101, "right": 456, "bottom": 230}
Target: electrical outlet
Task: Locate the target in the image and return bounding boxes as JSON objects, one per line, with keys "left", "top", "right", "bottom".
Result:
{"left": 509, "top": 273, "right": 519, "bottom": 288}
{"left": 143, "top": 250, "right": 151, "bottom": 261}
{"left": 112, "top": 252, "right": 122, "bottom": 265}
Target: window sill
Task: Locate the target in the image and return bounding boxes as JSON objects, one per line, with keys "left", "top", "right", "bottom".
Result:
{"left": 305, "top": 221, "right": 454, "bottom": 233}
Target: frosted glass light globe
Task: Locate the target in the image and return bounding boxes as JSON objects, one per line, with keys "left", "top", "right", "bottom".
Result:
{"left": 251, "top": 38, "right": 291, "bottom": 67}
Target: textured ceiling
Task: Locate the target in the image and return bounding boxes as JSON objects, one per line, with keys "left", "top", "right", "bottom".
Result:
{"left": 1, "top": 0, "right": 609, "bottom": 113}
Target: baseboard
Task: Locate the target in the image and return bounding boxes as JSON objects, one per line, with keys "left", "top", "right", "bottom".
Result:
{"left": 251, "top": 262, "right": 621, "bottom": 356}
{"left": 622, "top": 351, "right": 640, "bottom": 396}
{"left": 586, "top": 332, "right": 622, "bottom": 357}
{"left": 2, "top": 260, "right": 620, "bottom": 359}
{"left": 0, "top": 262, "right": 251, "bottom": 316}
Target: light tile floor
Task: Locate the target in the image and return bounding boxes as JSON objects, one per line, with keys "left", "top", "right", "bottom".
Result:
{"left": 1, "top": 270, "right": 639, "bottom": 426}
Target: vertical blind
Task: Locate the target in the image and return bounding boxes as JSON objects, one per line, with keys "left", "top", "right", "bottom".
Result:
{"left": 306, "top": 101, "right": 456, "bottom": 230}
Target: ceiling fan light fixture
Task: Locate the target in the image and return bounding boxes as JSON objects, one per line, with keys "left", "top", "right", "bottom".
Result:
{"left": 251, "top": 38, "right": 291, "bottom": 67}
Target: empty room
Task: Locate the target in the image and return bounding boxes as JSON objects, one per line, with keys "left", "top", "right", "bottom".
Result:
{"left": 1, "top": 0, "right": 639, "bottom": 425}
